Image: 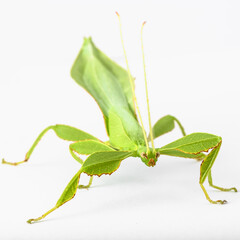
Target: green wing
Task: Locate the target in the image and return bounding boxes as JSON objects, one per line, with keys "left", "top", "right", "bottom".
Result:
{"left": 70, "top": 38, "right": 144, "bottom": 145}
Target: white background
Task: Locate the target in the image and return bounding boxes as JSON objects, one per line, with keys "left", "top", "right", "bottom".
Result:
{"left": 0, "top": 0, "right": 240, "bottom": 239}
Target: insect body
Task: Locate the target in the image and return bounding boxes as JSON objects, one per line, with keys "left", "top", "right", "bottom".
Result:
{"left": 2, "top": 14, "right": 237, "bottom": 223}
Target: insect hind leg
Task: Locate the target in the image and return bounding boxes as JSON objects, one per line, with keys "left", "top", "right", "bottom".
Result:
{"left": 200, "top": 184, "right": 227, "bottom": 204}
{"left": 69, "top": 147, "right": 93, "bottom": 189}
{"left": 199, "top": 141, "right": 229, "bottom": 204}
{"left": 78, "top": 176, "right": 93, "bottom": 189}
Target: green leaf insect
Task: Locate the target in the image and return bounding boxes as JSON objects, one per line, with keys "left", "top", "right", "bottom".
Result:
{"left": 2, "top": 13, "right": 237, "bottom": 224}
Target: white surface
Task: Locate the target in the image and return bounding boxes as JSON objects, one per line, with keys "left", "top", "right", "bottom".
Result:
{"left": 0, "top": 0, "right": 240, "bottom": 239}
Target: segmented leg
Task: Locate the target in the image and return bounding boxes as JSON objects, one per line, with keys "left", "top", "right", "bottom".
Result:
{"left": 78, "top": 176, "right": 93, "bottom": 189}
{"left": 2, "top": 124, "right": 98, "bottom": 165}
{"left": 199, "top": 141, "right": 229, "bottom": 204}
{"left": 27, "top": 151, "right": 132, "bottom": 223}
{"left": 200, "top": 184, "right": 227, "bottom": 204}
{"left": 69, "top": 147, "right": 93, "bottom": 189}
{"left": 158, "top": 132, "right": 236, "bottom": 204}
{"left": 172, "top": 116, "right": 186, "bottom": 136}
{"left": 151, "top": 115, "right": 186, "bottom": 143}
{"left": 69, "top": 146, "right": 84, "bottom": 164}
{"left": 2, "top": 126, "right": 52, "bottom": 165}
{"left": 28, "top": 169, "right": 82, "bottom": 224}
{"left": 208, "top": 170, "right": 237, "bottom": 192}
{"left": 69, "top": 139, "right": 116, "bottom": 189}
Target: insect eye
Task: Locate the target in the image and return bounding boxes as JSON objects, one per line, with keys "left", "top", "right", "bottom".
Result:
{"left": 141, "top": 153, "right": 148, "bottom": 159}
{"left": 155, "top": 152, "right": 160, "bottom": 158}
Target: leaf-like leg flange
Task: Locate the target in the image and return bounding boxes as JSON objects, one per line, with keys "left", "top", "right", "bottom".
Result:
{"left": 69, "top": 140, "right": 118, "bottom": 189}
{"left": 27, "top": 169, "right": 82, "bottom": 224}
{"left": 27, "top": 151, "right": 133, "bottom": 223}
{"left": 69, "top": 147, "right": 84, "bottom": 164}
{"left": 78, "top": 176, "right": 93, "bottom": 189}
{"left": 208, "top": 170, "right": 237, "bottom": 192}
{"left": 150, "top": 115, "right": 186, "bottom": 142}
{"left": 158, "top": 132, "right": 231, "bottom": 204}
{"left": 199, "top": 140, "right": 229, "bottom": 204}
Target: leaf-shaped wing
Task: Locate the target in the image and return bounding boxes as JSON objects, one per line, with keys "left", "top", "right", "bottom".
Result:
{"left": 71, "top": 38, "right": 136, "bottom": 134}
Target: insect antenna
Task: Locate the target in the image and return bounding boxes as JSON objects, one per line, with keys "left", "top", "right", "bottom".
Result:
{"left": 141, "top": 21, "right": 155, "bottom": 152}
{"left": 115, "top": 12, "right": 150, "bottom": 153}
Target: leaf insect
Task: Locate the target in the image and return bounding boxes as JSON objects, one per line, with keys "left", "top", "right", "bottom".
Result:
{"left": 2, "top": 12, "right": 237, "bottom": 223}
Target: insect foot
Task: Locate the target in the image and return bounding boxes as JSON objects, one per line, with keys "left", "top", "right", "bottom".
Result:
{"left": 200, "top": 184, "right": 229, "bottom": 204}
{"left": 231, "top": 188, "right": 238, "bottom": 192}
{"left": 27, "top": 219, "right": 35, "bottom": 224}
{"left": 78, "top": 176, "right": 93, "bottom": 190}
{"left": 2, "top": 158, "right": 28, "bottom": 166}
{"left": 217, "top": 200, "right": 228, "bottom": 204}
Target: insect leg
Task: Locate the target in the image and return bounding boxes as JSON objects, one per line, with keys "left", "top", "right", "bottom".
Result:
{"left": 158, "top": 133, "right": 235, "bottom": 204}
{"left": 69, "top": 140, "right": 116, "bottom": 189}
{"left": 68, "top": 145, "right": 93, "bottom": 189}
{"left": 78, "top": 176, "right": 93, "bottom": 189}
{"left": 208, "top": 170, "right": 237, "bottom": 192}
{"left": 27, "top": 151, "right": 133, "bottom": 223}
{"left": 172, "top": 116, "right": 186, "bottom": 136}
{"left": 2, "top": 124, "right": 98, "bottom": 165}
{"left": 200, "top": 184, "right": 227, "bottom": 204}
{"left": 2, "top": 126, "right": 53, "bottom": 166}
{"left": 69, "top": 146, "right": 84, "bottom": 164}
{"left": 199, "top": 141, "right": 228, "bottom": 204}
{"left": 151, "top": 115, "right": 186, "bottom": 142}
{"left": 27, "top": 169, "right": 82, "bottom": 224}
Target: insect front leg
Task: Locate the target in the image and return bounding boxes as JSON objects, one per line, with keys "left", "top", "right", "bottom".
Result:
{"left": 69, "top": 147, "right": 93, "bottom": 189}
{"left": 69, "top": 140, "right": 117, "bottom": 189}
{"left": 2, "top": 124, "right": 98, "bottom": 165}
{"left": 27, "top": 151, "right": 133, "bottom": 224}
{"left": 27, "top": 169, "right": 82, "bottom": 224}
{"left": 208, "top": 170, "right": 237, "bottom": 192}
